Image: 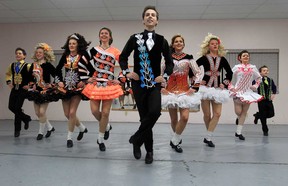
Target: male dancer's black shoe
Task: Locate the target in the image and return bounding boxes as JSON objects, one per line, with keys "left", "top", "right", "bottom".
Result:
{"left": 129, "top": 136, "right": 141, "bottom": 159}
{"left": 253, "top": 113, "right": 258, "bottom": 124}
{"left": 14, "top": 131, "right": 20, "bottom": 137}
{"left": 145, "top": 152, "right": 153, "bottom": 164}
{"left": 24, "top": 118, "right": 31, "bottom": 130}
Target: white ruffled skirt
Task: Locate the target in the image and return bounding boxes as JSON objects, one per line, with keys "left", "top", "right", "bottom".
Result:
{"left": 162, "top": 92, "right": 202, "bottom": 109}
{"left": 231, "top": 91, "right": 263, "bottom": 104}
{"left": 198, "top": 85, "right": 231, "bottom": 104}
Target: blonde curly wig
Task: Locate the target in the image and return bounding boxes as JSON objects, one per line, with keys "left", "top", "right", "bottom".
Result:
{"left": 198, "top": 33, "right": 227, "bottom": 57}
{"left": 32, "top": 43, "right": 55, "bottom": 62}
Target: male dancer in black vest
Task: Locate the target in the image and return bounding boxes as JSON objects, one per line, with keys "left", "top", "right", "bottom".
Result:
{"left": 119, "top": 5, "right": 174, "bottom": 164}
{"left": 6, "top": 47, "right": 32, "bottom": 137}
{"left": 253, "top": 65, "right": 277, "bottom": 136}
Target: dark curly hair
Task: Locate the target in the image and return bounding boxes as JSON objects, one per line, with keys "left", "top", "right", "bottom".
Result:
{"left": 61, "top": 33, "right": 91, "bottom": 56}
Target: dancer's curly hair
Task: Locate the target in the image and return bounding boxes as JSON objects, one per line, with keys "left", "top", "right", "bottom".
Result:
{"left": 32, "top": 43, "right": 55, "bottom": 62}
{"left": 61, "top": 33, "right": 91, "bottom": 56}
{"left": 198, "top": 33, "right": 227, "bottom": 57}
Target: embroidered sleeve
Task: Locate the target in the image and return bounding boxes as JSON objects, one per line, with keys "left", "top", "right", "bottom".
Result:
{"left": 78, "top": 52, "right": 91, "bottom": 82}
{"left": 189, "top": 59, "right": 202, "bottom": 85}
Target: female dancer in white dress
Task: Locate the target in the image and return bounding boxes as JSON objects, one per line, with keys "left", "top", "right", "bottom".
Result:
{"left": 229, "top": 50, "right": 263, "bottom": 140}
{"left": 196, "top": 33, "right": 233, "bottom": 147}
{"left": 161, "top": 34, "right": 202, "bottom": 153}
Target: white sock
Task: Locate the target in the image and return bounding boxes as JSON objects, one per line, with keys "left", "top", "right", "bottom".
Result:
{"left": 206, "top": 131, "right": 213, "bottom": 141}
{"left": 98, "top": 133, "right": 104, "bottom": 143}
{"left": 67, "top": 131, "right": 73, "bottom": 140}
{"left": 78, "top": 122, "right": 85, "bottom": 132}
{"left": 106, "top": 123, "right": 111, "bottom": 131}
{"left": 171, "top": 133, "right": 181, "bottom": 145}
{"left": 46, "top": 120, "right": 53, "bottom": 131}
{"left": 39, "top": 122, "right": 45, "bottom": 134}
{"left": 236, "top": 125, "right": 243, "bottom": 135}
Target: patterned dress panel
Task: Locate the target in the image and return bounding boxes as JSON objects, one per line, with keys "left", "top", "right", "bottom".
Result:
{"left": 82, "top": 46, "right": 123, "bottom": 100}
{"left": 166, "top": 53, "right": 191, "bottom": 93}
{"left": 166, "top": 53, "right": 201, "bottom": 94}
{"left": 90, "top": 46, "right": 120, "bottom": 85}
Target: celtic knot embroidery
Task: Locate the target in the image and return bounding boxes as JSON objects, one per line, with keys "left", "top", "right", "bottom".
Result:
{"left": 135, "top": 33, "right": 156, "bottom": 88}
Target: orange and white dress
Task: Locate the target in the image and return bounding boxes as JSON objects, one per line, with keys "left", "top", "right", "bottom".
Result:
{"left": 162, "top": 53, "right": 202, "bottom": 109}
{"left": 82, "top": 46, "right": 123, "bottom": 100}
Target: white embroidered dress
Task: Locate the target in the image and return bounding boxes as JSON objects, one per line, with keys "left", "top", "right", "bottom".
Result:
{"left": 229, "top": 63, "right": 263, "bottom": 103}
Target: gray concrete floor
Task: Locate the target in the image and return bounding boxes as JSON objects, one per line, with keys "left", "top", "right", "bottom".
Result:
{"left": 0, "top": 119, "right": 287, "bottom": 186}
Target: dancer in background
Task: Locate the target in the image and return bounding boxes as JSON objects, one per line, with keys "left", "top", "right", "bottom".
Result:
{"left": 81, "top": 27, "right": 123, "bottom": 151}
{"left": 118, "top": 71, "right": 135, "bottom": 109}
{"left": 6, "top": 47, "right": 32, "bottom": 137}
{"left": 28, "top": 43, "right": 57, "bottom": 140}
{"left": 55, "top": 33, "right": 91, "bottom": 148}
{"left": 119, "top": 6, "right": 174, "bottom": 164}
{"left": 229, "top": 50, "right": 263, "bottom": 140}
{"left": 253, "top": 65, "right": 277, "bottom": 136}
{"left": 196, "top": 33, "right": 232, "bottom": 147}
{"left": 161, "top": 34, "right": 202, "bottom": 153}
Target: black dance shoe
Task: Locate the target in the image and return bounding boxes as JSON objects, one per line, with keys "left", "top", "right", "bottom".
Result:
{"left": 170, "top": 141, "right": 183, "bottom": 153}
{"left": 104, "top": 125, "right": 112, "bottom": 140}
{"left": 203, "top": 138, "right": 215, "bottom": 147}
{"left": 253, "top": 113, "right": 258, "bottom": 124}
{"left": 24, "top": 118, "right": 31, "bottom": 130}
{"left": 77, "top": 128, "right": 88, "bottom": 141}
{"left": 145, "top": 152, "right": 153, "bottom": 164}
{"left": 235, "top": 133, "right": 245, "bottom": 140}
{"left": 67, "top": 139, "right": 73, "bottom": 148}
{"left": 36, "top": 134, "right": 43, "bottom": 140}
{"left": 133, "top": 143, "right": 141, "bottom": 159}
{"left": 45, "top": 127, "right": 55, "bottom": 138}
{"left": 97, "top": 140, "right": 106, "bottom": 151}
{"left": 14, "top": 131, "right": 20, "bottom": 137}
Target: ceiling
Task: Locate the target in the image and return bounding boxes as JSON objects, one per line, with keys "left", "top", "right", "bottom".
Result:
{"left": 0, "top": 0, "right": 288, "bottom": 23}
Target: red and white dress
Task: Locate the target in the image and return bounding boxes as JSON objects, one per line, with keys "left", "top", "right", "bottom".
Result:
{"left": 162, "top": 53, "right": 202, "bottom": 109}
{"left": 229, "top": 63, "right": 263, "bottom": 103}
{"left": 82, "top": 46, "right": 123, "bottom": 100}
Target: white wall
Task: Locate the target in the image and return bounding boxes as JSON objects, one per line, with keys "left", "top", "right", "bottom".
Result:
{"left": 1, "top": 19, "right": 287, "bottom": 124}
